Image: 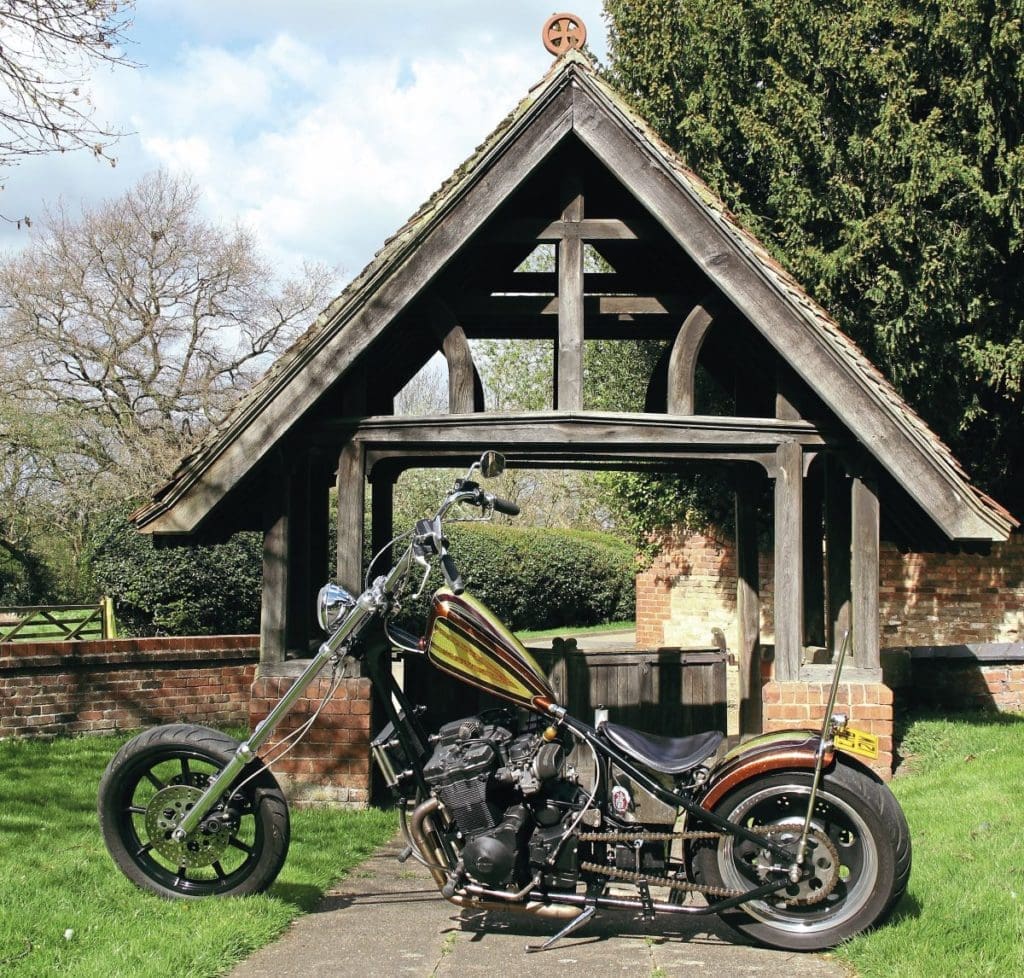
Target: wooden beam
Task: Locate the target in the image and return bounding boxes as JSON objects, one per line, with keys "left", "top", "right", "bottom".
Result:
{"left": 335, "top": 441, "right": 365, "bottom": 594}
{"left": 667, "top": 294, "right": 719, "bottom": 414}
{"left": 488, "top": 216, "right": 657, "bottom": 242}
{"left": 773, "top": 440, "right": 804, "bottom": 681}
{"left": 851, "top": 472, "right": 881, "bottom": 670}
{"left": 370, "top": 470, "right": 395, "bottom": 574}
{"left": 285, "top": 456, "right": 313, "bottom": 657}
{"left": 427, "top": 299, "right": 484, "bottom": 413}
{"left": 556, "top": 177, "right": 584, "bottom": 411}
{"left": 459, "top": 294, "right": 680, "bottom": 317}
{"left": 455, "top": 314, "right": 674, "bottom": 341}
{"left": 735, "top": 473, "right": 763, "bottom": 735}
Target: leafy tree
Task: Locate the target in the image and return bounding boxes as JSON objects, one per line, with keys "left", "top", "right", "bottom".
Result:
{"left": 0, "top": 170, "right": 336, "bottom": 596}
{"left": 605, "top": 0, "right": 1024, "bottom": 516}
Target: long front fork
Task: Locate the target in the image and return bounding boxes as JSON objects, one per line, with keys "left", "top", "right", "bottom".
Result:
{"left": 170, "top": 600, "right": 375, "bottom": 841}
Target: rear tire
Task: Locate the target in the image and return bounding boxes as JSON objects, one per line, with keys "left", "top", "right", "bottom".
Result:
{"left": 691, "top": 760, "right": 910, "bottom": 950}
{"left": 98, "top": 724, "right": 290, "bottom": 898}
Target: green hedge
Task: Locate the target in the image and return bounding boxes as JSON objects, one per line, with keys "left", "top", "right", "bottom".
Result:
{"left": 89, "top": 512, "right": 636, "bottom": 637}
{"left": 397, "top": 523, "right": 636, "bottom": 632}
{"left": 89, "top": 510, "right": 262, "bottom": 636}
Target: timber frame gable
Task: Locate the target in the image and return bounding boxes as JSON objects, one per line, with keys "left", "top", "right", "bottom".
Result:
{"left": 130, "top": 50, "right": 1015, "bottom": 715}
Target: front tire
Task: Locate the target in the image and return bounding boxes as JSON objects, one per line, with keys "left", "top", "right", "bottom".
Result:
{"left": 98, "top": 724, "right": 290, "bottom": 898}
{"left": 692, "top": 760, "right": 910, "bottom": 950}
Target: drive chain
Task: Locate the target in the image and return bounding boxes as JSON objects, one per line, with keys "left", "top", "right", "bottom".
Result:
{"left": 577, "top": 827, "right": 838, "bottom": 906}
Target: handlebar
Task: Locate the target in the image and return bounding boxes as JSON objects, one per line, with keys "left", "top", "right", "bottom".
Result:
{"left": 487, "top": 493, "right": 520, "bottom": 516}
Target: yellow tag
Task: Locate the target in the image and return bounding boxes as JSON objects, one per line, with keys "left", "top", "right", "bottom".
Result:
{"left": 834, "top": 727, "right": 879, "bottom": 759}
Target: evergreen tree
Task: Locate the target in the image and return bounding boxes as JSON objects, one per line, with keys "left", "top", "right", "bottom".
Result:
{"left": 605, "top": 0, "right": 1024, "bottom": 516}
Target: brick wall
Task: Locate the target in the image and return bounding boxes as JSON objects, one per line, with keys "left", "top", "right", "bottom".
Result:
{"left": 636, "top": 528, "right": 775, "bottom": 650}
{"left": 638, "top": 530, "right": 1023, "bottom": 653}
{"left": 0, "top": 636, "right": 258, "bottom": 738}
{"left": 248, "top": 674, "right": 372, "bottom": 808}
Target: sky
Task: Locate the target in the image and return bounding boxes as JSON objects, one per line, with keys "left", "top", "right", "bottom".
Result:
{"left": 0, "top": 2, "right": 609, "bottom": 283}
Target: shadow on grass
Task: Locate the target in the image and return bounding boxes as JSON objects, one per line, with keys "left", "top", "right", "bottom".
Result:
{"left": 887, "top": 890, "right": 923, "bottom": 926}
{"left": 268, "top": 881, "right": 325, "bottom": 911}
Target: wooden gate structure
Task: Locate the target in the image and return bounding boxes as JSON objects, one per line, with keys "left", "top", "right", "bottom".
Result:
{"left": 132, "top": 50, "right": 1015, "bottom": 746}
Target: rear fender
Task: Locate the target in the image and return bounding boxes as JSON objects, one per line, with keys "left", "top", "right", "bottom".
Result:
{"left": 699, "top": 730, "right": 833, "bottom": 811}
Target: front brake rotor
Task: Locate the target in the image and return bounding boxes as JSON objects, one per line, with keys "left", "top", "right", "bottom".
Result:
{"left": 144, "top": 784, "right": 235, "bottom": 869}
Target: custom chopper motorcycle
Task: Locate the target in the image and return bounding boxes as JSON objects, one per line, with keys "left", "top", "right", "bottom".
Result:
{"left": 98, "top": 452, "right": 910, "bottom": 952}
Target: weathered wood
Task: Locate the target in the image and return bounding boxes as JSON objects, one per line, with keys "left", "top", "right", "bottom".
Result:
{"left": 570, "top": 77, "right": 1004, "bottom": 541}
{"left": 455, "top": 314, "right": 675, "bottom": 341}
{"left": 370, "top": 469, "right": 395, "bottom": 572}
{"left": 285, "top": 457, "right": 313, "bottom": 657}
{"left": 140, "top": 80, "right": 576, "bottom": 535}
{"left": 775, "top": 364, "right": 802, "bottom": 422}
{"left": 259, "top": 457, "right": 289, "bottom": 667}
{"left": 824, "top": 456, "right": 852, "bottom": 652}
{"left": 802, "top": 465, "right": 826, "bottom": 647}
{"left": 557, "top": 178, "right": 584, "bottom": 411}
{"left": 489, "top": 216, "right": 654, "bottom": 242}
{"left": 335, "top": 441, "right": 365, "bottom": 594}
{"left": 735, "top": 475, "right": 762, "bottom": 735}
{"left": 667, "top": 295, "right": 718, "bottom": 414}
{"left": 772, "top": 440, "right": 804, "bottom": 681}
{"left": 851, "top": 472, "right": 881, "bottom": 670}
{"left": 426, "top": 299, "right": 484, "bottom": 414}
{"left": 458, "top": 294, "right": 679, "bottom": 317}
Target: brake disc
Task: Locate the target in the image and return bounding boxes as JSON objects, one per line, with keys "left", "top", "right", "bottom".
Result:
{"left": 144, "top": 784, "right": 234, "bottom": 869}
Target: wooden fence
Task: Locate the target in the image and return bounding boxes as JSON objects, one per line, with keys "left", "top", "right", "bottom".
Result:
{"left": 0, "top": 598, "right": 117, "bottom": 643}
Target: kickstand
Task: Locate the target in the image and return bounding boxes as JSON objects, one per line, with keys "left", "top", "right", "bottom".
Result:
{"left": 526, "top": 903, "right": 596, "bottom": 953}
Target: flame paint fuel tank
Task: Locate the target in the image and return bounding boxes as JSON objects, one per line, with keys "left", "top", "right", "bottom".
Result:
{"left": 426, "top": 588, "right": 558, "bottom": 712}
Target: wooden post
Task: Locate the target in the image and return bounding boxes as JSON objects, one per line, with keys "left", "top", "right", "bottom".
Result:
{"left": 556, "top": 177, "right": 584, "bottom": 410}
{"left": 735, "top": 472, "right": 762, "bottom": 735}
{"left": 427, "top": 299, "right": 484, "bottom": 414}
{"left": 802, "top": 463, "right": 826, "bottom": 648}
{"left": 285, "top": 456, "right": 313, "bottom": 658}
{"left": 851, "top": 471, "right": 881, "bottom": 670}
{"left": 370, "top": 466, "right": 396, "bottom": 572}
{"left": 260, "top": 457, "right": 290, "bottom": 667}
{"left": 335, "top": 441, "right": 365, "bottom": 594}
{"left": 773, "top": 440, "right": 804, "bottom": 681}
{"left": 825, "top": 456, "right": 852, "bottom": 653}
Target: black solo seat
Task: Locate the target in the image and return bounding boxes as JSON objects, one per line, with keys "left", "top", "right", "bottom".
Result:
{"left": 597, "top": 722, "right": 724, "bottom": 775}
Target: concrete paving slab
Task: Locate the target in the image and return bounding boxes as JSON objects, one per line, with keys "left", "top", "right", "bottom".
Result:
{"left": 230, "top": 836, "right": 850, "bottom": 978}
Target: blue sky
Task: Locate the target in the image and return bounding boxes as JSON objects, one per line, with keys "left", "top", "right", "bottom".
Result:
{"left": 0, "top": 2, "right": 608, "bottom": 281}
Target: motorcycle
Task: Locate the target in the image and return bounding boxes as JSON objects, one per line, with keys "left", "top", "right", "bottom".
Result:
{"left": 98, "top": 451, "right": 910, "bottom": 952}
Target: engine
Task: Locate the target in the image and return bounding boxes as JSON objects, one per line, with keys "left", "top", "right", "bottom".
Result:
{"left": 422, "top": 711, "right": 583, "bottom": 891}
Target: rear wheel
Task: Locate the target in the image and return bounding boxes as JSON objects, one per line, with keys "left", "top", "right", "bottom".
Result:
{"left": 98, "top": 724, "right": 290, "bottom": 898}
{"left": 691, "top": 761, "right": 910, "bottom": 950}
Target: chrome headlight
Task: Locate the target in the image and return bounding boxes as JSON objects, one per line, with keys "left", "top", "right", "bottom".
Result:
{"left": 317, "top": 582, "right": 357, "bottom": 634}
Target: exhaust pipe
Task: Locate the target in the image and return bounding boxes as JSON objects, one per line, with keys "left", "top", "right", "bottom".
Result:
{"left": 408, "top": 797, "right": 578, "bottom": 920}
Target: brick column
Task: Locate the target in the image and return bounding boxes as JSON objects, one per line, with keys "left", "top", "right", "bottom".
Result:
{"left": 248, "top": 674, "right": 372, "bottom": 807}
{"left": 762, "top": 679, "right": 894, "bottom": 780}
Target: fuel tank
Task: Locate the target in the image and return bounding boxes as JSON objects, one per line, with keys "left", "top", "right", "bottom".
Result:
{"left": 426, "top": 588, "right": 557, "bottom": 712}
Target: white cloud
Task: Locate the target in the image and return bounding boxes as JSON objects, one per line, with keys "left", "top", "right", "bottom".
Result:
{"left": 0, "top": 1, "right": 608, "bottom": 279}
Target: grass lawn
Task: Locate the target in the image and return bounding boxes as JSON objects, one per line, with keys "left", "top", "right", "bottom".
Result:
{"left": 837, "top": 712, "right": 1024, "bottom": 978}
{"left": 516, "top": 619, "right": 635, "bottom": 641}
{"left": 0, "top": 732, "right": 396, "bottom": 978}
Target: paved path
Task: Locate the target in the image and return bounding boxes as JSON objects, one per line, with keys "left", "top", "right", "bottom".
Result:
{"left": 230, "top": 837, "right": 848, "bottom": 978}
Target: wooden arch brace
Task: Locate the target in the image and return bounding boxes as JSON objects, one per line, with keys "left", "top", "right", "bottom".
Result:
{"left": 427, "top": 298, "right": 484, "bottom": 414}
{"left": 667, "top": 292, "right": 730, "bottom": 415}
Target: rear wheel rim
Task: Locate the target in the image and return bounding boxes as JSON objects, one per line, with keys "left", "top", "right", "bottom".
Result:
{"left": 718, "top": 781, "right": 879, "bottom": 935}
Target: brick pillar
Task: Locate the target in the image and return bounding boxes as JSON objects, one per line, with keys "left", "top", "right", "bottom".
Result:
{"left": 248, "top": 674, "right": 372, "bottom": 807}
{"left": 761, "top": 679, "right": 894, "bottom": 780}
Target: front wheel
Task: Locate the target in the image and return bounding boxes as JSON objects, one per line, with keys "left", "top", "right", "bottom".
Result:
{"left": 98, "top": 724, "right": 290, "bottom": 898}
{"left": 691, "top": 760, "right": 910, "bottom": 950}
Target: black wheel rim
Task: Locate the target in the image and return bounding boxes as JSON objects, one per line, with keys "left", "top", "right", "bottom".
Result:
{"left": 113, "top": 747, "right": 267, "bottom": 896}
